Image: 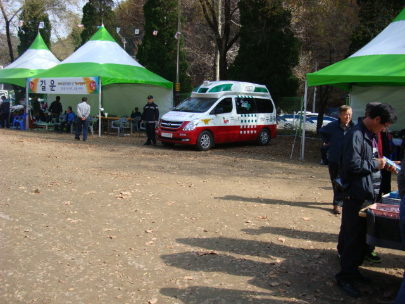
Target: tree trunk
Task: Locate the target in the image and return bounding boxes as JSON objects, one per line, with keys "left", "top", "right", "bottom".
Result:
{"left": 0, "top": 0, "right": 16, "bottom": 62}
{"left": 198, "top": 0, "right": 239, "bottom": 81}
{"left": 316, "top": 85, "right": 331, "bottom": 134}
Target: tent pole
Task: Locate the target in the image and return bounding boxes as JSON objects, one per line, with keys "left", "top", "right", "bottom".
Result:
{"left": 25, "top": 79, "right": 29, "bottom": 130}
{"left": 98, "top": 77, "right": 102, "bottom": 137}
{"left": 300, "top": 80, "right": 308, "bottom": 160}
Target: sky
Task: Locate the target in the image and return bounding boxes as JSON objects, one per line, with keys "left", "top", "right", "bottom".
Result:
{"left": 1, "top": 0, "right": 122, "bottom": 41}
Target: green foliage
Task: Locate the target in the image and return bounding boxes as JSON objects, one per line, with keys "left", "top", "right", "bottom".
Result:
{"left": 137, "top": 0, "right": 192, "bottom": 93}
{"left": 80, "top": 0, "right": 121, "bottom": 47}
{"left": 349, "top": 0, "right": 405, "bottom": 54}
{"left": 228, "top": 0, "right": 300, "bottom": 102}
{"left": 69, "top": 25, "right": 83, "bottom": 52}
{"left": 17, "top": 0, "right": 51, "bottom": 56}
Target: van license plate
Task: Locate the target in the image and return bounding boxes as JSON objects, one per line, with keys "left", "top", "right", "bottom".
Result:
{"left": 161, "top": 132, "right": 173, "bottom": 138}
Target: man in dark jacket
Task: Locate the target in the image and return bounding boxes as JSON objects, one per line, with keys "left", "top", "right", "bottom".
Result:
{"left": 336, "top": 103, "right": 398, "bottom": 298}
{"left": 0, "top": 96, "right": 10, "bottom": 128}
{"left": 320, "top": 105, "right": 354, "bottom": 214}
{"left": 141, "top": 95, "right": 159, "bottom": 146}
{"left": 49, "top": 96, "right": 63, "bottom": 131}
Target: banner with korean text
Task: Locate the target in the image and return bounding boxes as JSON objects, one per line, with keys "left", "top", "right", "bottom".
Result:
{"left": 27, "top": 77, "right": 100, "bottom": 95}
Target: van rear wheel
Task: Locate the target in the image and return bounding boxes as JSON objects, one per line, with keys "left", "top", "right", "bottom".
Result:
{"left": 257, "top": 128, "right": 270, "bottom": 146}
{"left": 196, "top": 131, "right": 213, "bottom": 151}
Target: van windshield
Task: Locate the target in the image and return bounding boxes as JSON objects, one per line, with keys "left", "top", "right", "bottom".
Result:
{"left": 173, "top": 97, "right": 218, "bottom": 113}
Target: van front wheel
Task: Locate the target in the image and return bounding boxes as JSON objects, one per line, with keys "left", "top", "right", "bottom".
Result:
{"left": 257, "top": 129, "right": 270, "bottom": 146}
{"left": 196, "top": 131, "right": 213, "bottom": 151}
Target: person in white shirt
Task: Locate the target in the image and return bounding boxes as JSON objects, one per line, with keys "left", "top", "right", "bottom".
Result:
{"left": 75, "top": 97, "right": 91, "bottom": 141}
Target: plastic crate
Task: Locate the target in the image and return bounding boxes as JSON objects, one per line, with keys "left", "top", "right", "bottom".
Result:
{"left": 382, "top": 193, "right": 401, "bottom": 205}
{"left": 369, "top": 203, "right": 400, "bottom": 219}
{"left": 366, "top": 208, "right": 403, "bottom": 250}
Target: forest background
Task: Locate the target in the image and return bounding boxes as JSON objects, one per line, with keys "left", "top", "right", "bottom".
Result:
{"left": 1, "top": 0, "right": 404, "bottom": 120}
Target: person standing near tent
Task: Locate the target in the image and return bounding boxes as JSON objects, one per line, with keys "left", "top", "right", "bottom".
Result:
{"left": 75, "top": 97, "right": 91, "bottom": 142}
{"left": 0, "top": 95, "right": 10, "bottom": 128}
{"left": 335, "top": 103, "right": 398, "bottom": 298}
{"left": 320, "top": 105, "right": 354, "bottom": 214}
{"left": 49, "top": 96, "right": 63, "bottom": 131}
{"left": 360, "top": 102, "right": 392, "bottom": 202}
{"left": 142, "top": 95, "right": 159, "bottom": 146}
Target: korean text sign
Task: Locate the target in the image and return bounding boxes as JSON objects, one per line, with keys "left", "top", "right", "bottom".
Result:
{"left": 28, "top": 77, "right": 99, "bottom": 95}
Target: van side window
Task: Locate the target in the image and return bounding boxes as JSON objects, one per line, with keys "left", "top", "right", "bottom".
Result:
{"left": 236, "top": 98, "right": 257, "bottom": 114}
{"left": 255, "top": 98, "right": 274, "bottom": 113}
{"left": 214, "top": 98, "right": 233, "bottom": 114}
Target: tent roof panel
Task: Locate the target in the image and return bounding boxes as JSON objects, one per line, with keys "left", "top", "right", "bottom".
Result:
{"left": 35, "top": 26, "right": 173, "bottom": 90}
{"left": 306, "top": 8, "right": 405, "bottom": 89}
{"left": 350, "top": 18, "right": 405, "bottom": 57}
{"left": 5, "top": 49, "right": 60, "bottom": 70}
{"left": 0, "top": 33, "right": 59, "bottom": 87}
{"left": 307, "top": 54, "right": 405, "bottom": 89}
{"left": 36, "top": 63, "right": 173, "bottom": 89}
{"left": 0, "top": 68, "right": 47, "bottom": 87}
{"left": 63, "top": 40, "right": 143, "bottom": 67}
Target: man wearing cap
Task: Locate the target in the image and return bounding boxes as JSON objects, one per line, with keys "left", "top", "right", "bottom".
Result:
{"left": 75, "top": 97, "right": 91, "bottom": 141}
{"left": 141, "top": 95, "right": 159, "bottom": 146}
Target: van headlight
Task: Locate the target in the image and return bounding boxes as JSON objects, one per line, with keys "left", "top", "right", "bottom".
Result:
{"left": 183, "top": 119, "right": 198, "bottom": 131}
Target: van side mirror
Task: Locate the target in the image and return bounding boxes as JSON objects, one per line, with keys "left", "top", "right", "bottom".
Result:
{"left": 213, "top": 107, "right": 224, "bottom": 115}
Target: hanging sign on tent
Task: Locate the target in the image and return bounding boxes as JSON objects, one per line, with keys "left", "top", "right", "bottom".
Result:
{"left": 28, "top": 77, "right": 100, "bottom": 95}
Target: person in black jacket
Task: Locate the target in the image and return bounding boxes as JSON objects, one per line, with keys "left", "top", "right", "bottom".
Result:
{"left": 0, "top": 96, "right": 10, "bottom": 128}
{"left": 320, "top": 105, "right": 354, "bottom": 214}
{"left": 49, "top": 96, "right": 63, "bottom": 131}
{"left": 335, "top": 103, "right": 398, "bottom": 298}
{"left": 141, "top": 95, "right": 159, "bottom": 146}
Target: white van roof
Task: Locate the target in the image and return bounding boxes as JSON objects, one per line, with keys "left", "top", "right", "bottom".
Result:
{"left": 191, "top": 81, "right": 272, "bottom": 99}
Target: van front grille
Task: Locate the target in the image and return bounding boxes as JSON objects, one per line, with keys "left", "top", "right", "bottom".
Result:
{"left": 161, "top": 120, "right": 183, "bottom": 130}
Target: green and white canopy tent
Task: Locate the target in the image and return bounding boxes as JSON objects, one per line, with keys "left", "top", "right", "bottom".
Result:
{"left": 0, "top": 33, "right": 60, "bottom": 87}
{"left": 34, "top": 26, "right": 173, "bottom": 136}
{"left": 302, "top": 8, "right": 405, "bottom": 159}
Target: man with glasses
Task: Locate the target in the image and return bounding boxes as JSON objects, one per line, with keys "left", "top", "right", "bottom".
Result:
{"left": 335, "top": 103, "right": 398, "bottom": 298}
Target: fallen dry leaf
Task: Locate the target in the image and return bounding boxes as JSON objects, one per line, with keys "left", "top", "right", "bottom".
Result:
{"left": 278, "top": 236, "right": 286, "bottom": 243}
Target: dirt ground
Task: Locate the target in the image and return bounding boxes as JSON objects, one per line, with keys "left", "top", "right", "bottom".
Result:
{"left": 0, "top": 128, "right": 404, "bottom": 304}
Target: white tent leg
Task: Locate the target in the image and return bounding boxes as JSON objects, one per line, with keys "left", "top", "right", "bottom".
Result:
{"left": 300, "top": 80, "right": 308, "bottom": 160}
{"left": 25, "top": 79, "right": 29, "bottom": 130}
{"left": 98, "top": 78, "right": 102, "bottom": 137}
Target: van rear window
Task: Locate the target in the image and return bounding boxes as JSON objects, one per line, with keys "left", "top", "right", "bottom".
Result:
{"left": 236, "top": 98, "right": 274, "bottom": 114}
{"left": 256, "top": 98, "right": 274, "bottom": 113}
{"left": 173, "top": 97, "right": 218, "bottom": 113}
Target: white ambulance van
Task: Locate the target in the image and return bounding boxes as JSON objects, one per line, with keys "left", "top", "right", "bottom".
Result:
{"left": 156, "top": 81, "right": 277, "bottom": 151}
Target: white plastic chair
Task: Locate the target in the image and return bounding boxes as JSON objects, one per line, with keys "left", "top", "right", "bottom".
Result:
{"left": 111, "top": 117, "right": 129, "bottom": 137}
{"left": 132, "top": 116, "right": 141, "bottom": 132}
{"left": 88, "top": 116, "right": 97, "bottom": 136}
